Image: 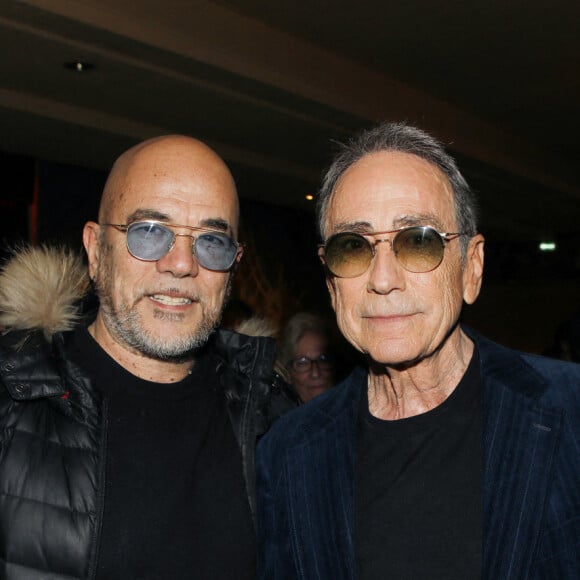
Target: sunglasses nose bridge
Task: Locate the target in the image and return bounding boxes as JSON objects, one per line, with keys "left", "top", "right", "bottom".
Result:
{"left": 172, "top": 231, "right": 197, "bottom": 250}
{"left": 365, "top": 235, "right": 406, "bottom": 276}
{"left": 369, "top": 236, "right": 394, "bottom": 259}
{"left": 373, "top": 237, "right": 393, "bottom": 248}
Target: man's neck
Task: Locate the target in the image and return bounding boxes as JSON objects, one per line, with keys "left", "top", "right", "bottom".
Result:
{"left": 367, "top": 328, "right": 474, "bottom": 420}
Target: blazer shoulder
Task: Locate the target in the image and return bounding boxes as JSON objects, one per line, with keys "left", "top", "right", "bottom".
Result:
{"left": 473, "top": 327, "right": 580, "bottom": 414}
{"left": 258, "top": 366, "right": 366, "bottom": 452}
{"left": 520, "top": 352, "right": 580, "bottom": 406}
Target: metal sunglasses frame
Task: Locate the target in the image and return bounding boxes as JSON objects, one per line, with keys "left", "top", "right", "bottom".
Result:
{"left": 101, "top": 220, "right": 242, "bottom": 269}
{"left": 318, "top": 225, "right": 465, "bottom": 276}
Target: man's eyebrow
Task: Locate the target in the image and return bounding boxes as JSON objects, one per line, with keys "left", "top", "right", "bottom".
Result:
{"left": 126, "top": 209, "right": 169, "bottom": 223}
{"left": 199, "top": 218, "right": 230, "bottom": 233}
{"left": 123, "top": 211, "right": 231, "bottom": 233}
{"left": 392, "top": 214, "right": 445, "bottom": 230}
{"left": 329, "top": 214, "right": 447, "bottom": 235}
{"left": 331, "top": 221, "right": 373, "bottom": 234}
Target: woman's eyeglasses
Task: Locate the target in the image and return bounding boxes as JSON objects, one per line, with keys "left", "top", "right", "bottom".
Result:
{"left": 289, "top": 354, "right": 333, "bottom": 373}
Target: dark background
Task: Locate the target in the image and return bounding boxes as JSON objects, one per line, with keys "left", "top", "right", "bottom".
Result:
{"left": 1, "top": 151, "right": 579, "bottom": 356}
{"left": 1, "top": 0, "right": 579, "bottom": 355}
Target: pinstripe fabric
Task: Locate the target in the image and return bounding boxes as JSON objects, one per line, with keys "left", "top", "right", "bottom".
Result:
{"left": 256, "top": 367, "right": 363, "bottom": 579}
{"left": 256, "top": 329, "right": 580, "bottom": 579}
{"left": 479, "top": 329, "right": 580, "bottom": 579}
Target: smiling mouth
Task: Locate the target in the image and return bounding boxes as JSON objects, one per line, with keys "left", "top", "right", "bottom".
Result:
{"left": 150, "top": 294, "right": 194, "bottom": 306}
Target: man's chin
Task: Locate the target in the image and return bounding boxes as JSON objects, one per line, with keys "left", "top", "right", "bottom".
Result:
{"left": 134, "top": 339, "right": 201, "bottom": 362}
{"left": 366, "top": 345, "right": 418, "bottom": 368}
{"left": 140, "top": 327, "right": 216, "bottom": 360}
{"left": 101, "top": 302, "right": 221, "bottom": 361}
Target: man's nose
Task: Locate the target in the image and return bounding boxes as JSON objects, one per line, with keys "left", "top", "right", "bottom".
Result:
{"left": 366, "top": 240, "right": 406, "bottom": 295}
{"left": 156, "top": 234, "right": 199, "bottom": 278}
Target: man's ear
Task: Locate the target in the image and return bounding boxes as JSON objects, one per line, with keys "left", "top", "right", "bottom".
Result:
{"left": 319, "top": 247, "right": 338, "bottom": 312}
{"left": 235, "top": 245, "right": 244, "bottom": 266}
{"left": 463, "top": 234, "right": 485, "bottom": 305}
{"left": 325, "top": 275, "right": 338, "bottom": 312}
{"left": 83, "top": 222, "right": 101, "bottom": 281}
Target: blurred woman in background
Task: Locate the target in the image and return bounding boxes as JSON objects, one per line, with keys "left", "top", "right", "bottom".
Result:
{"left": 277, "top": 312, "right": 336, "bottom": 403}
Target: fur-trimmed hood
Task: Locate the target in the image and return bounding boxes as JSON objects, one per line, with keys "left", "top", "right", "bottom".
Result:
{"left": 0, "top": 245, "right": 276, "bottom": 344}
{"left": 0, "top": 245, "right": 91, "bottom": 340}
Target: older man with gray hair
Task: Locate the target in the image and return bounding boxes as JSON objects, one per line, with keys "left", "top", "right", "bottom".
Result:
{"left": 256, "top": 122, "right": 580, "bottom": 579}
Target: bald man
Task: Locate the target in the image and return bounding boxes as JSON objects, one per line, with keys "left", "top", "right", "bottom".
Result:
{"left": 0, "top": 136, "right": 295, "bottom": 580}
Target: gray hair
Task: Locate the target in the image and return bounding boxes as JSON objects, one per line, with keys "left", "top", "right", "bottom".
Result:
{"left": 277, "top": 312, "right": 331, "bottom": 369}
{"left": 317, "top": 122, "right": 479, "bottom": 255}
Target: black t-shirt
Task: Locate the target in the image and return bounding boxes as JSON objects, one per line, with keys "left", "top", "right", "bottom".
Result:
{"left": 355, "top": 350, "right": 483, "bottom": 580}
{"left": 68, "top": 327, "right": 255, "bottom": 580}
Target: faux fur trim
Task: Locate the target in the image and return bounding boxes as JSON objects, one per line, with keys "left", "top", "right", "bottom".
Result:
{"left": 0, "top": 245, "right": 90, "bottom": 340}
{"left": 234, "top": 316, "right": 277, "bottom": 338}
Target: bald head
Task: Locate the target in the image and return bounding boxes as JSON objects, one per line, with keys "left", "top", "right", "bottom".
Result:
{"left": 98, "top": 135, "right": 239, "bottom": 228}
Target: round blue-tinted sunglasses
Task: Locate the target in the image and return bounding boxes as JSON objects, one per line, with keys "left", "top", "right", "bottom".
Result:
{"left": 102, "top": 220, "right": 241, "bottom": 271}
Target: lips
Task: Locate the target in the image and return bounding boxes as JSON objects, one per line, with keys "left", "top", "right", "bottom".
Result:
{"left": 363, "top": 313, "right": 413, "bottom": 319}
{"left": 149, "top": 293, "right": 196, "bottom": 306}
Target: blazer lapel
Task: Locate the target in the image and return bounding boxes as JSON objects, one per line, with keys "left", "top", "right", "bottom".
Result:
{"left": 285, "top": 368, "right": 364, "bottom": 580}
{"left": 479, "top": 336, "right": 563, "bottom": 579}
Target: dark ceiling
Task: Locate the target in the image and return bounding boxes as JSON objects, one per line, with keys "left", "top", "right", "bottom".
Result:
{"left": 1, "top": 0, "right": 579, "bottom": 246}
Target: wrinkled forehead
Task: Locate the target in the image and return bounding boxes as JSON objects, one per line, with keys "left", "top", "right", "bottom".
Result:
{"left": 324, "top": 151, "right": 456, "bottom": 236}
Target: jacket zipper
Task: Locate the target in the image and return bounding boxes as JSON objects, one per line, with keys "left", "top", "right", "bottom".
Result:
{"left": 87, "top": 398, "right": 108, "bottom": 580}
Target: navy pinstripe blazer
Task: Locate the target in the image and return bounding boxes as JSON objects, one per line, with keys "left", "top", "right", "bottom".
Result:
{"left": 256, "top": 328, "right": 580, "bottom": 579}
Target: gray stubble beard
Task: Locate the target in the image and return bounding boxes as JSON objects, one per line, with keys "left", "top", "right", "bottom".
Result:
{"left": 93, "top": 249, "right": 231, "bottom": 362}
{"left": 98, "top": 298, "right": 222, "bottom": 361}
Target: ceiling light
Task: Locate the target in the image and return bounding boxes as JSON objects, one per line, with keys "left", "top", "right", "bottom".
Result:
{"left": 64, "top": 61, "right": 95, "bottom": 73}
{"left": 539, "top": 241, "right": 556, "bottom": 252}
{"left": 305, "top": 194, "right": 314, "bottom": 201}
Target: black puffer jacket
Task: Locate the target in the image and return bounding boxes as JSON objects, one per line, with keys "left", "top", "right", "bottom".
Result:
{"left": 0, "top": 247, "right": 296, "bottom": 579}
